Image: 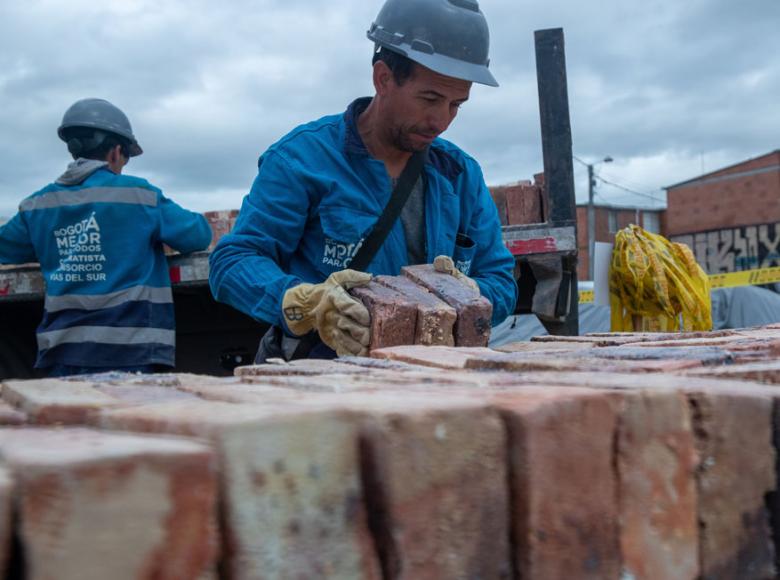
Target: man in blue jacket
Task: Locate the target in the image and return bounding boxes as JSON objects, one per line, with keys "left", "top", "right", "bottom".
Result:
{"left": 0, "top": 98, "right": 212, "bottom": 376}
{"left": 209, "top": 0, "right": 517, "bottom": 359}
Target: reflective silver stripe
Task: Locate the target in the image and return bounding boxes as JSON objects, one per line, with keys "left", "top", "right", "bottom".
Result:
{"left": 37, "top": 326, "right": 175, "bottom": 351}
{"left": 45, "top": 285, "right": 173, "bottom": 313}
{"left": 20, "top": 187, "right": 158, "bottom": 211}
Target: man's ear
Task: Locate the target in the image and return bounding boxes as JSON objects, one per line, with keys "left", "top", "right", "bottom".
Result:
{"left": 372, "top": 60, "right": 395, "bottom": 96}
{"left": 107, "top": 144, "right": 122, "bottom": 164}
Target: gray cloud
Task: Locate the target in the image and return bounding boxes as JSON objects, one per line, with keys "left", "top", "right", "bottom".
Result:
{"left": 0, "top": 0, "right": 777, "bottom": 219}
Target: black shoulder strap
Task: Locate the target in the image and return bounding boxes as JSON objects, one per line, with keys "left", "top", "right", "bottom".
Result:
{"left": 285, "top": 148, "right": 428, "bottom": 360}
{"left": 348, "top": 148, "right": 427, "bottom": 272}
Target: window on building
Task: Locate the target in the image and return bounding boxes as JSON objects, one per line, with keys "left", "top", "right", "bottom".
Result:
{"left": 643, "top": 212, "right": 660, "bottom": 233}
{"left": 608, "top": 210, "right": 618, "bottom": 234}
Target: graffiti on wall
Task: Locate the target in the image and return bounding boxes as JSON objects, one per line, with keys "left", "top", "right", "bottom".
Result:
{"left": 671, "top": 222, "right": 780, "bottom": 273}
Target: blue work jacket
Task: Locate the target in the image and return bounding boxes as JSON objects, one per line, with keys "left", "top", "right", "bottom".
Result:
{"left": 209, "top": 97, "right": 517, "bottom": 328}
{"left": 0, "top": 163, "right": 212, "bottom": 369}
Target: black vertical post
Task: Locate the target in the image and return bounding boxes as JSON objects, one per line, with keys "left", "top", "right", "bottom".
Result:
{"left": 535, "top": 28, "right": 579, "bottom": 335}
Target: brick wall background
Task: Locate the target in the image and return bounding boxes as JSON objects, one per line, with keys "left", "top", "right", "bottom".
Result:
{"left": 665, "top": 150, "right": 780, "bottom": 237}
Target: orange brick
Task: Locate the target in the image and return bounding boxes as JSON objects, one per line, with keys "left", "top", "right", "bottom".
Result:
{"left": 0, "top": 427, "right": 218, "bottom": 579}
{"left": 492, "top": 390, "right": 621, "bottom": 579}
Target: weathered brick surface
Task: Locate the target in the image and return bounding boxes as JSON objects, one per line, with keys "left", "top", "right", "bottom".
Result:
{"left": 375, "top": 275, "right": 456, "bottom": 346}
{"left": 465, "top": 351, "right": 704, "bottom": 373}
{"left": 350, "top": 281, "right": 417, "bottom": 349}
{"left": 492, "top": 390, "right": 621, "bottom": 579}
{"left": 345, "top": 395, "right": 511, "bottom": 580}
{"left": 493, "top": 340, "right": 596, "bottom": 353}
{"left": 402, "top": 264, "right": 492, "bottom": 346}
{"left": 0, "top": 427, "right": 218, "bottom": 580}
{"left": 2, "top": 379, "right": 122, "bottom": 424}
{"left": 593, "top": 345, "right": 734, "bottom": 365}
{"left": 337, "top": 355, "right": 442, "bottom": 372}
{"left": 617, "top": 390, "right": 699, "bottom": 580}
{"left": 235, "top": 360, "right": 367, "bottom": 377}
{"left": 242, "top": 370, "right": 485, "bottom": 395}
{"left": 587, "top": 330, "right": 738, "bottom": 340}
{"left": 684, "top": 360, "right": 780, "bottom": 384}
{"left": 687, "top": 391, "right": 776, "bottom": 579}
{"left": 0, "top": 467, "right": 11, "bottom": 578}
{"left": 489, "top": 186, "right": 509, "bottom": 225}
{"left": 95, "top": 384, "right": 202, "bottom": 404}
{"left": 0, "top": 400, "right": 26, "bottom": 425}
{"left": 530, "top": 334, "right": 650, "bottom": 346}
{"left": 372, "top": 344, "right": 496, "bottom": 369}
{"left": 505, "top": 182, "right": 543, "bottom": 225}
{"left": 96, "top": 401, "right": 381, "bottom": 580}
{"left": 177, "top": 380, "right": 305, "bottom": 402}
{"left": 203, "top": 209, "right": 238, "bottom": 251}
{"left": 490, "top": 181, "right": 543, "bottom": 225}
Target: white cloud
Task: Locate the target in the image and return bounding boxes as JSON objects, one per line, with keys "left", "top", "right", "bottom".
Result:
{"left": 0, "top": 0, "right": 777, "bottom": 218}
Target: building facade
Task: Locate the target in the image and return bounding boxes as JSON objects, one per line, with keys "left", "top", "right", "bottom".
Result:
{"left": 666, "top": 150, "right": 780, "bottom": 273}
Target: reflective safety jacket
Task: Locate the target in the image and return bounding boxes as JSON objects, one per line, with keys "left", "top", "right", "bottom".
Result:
{"left": 0, "top": 161, "right": 212, "bottom": 369}
{"left": 209, "top": 97, "right": 517, "bottom": 328}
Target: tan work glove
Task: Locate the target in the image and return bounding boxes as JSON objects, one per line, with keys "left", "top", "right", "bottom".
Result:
{"left": 282, "top": 270, "right": 372, "bottom": 356}
{"left": 433, "top": 255, "right": 481, "bottom": 294}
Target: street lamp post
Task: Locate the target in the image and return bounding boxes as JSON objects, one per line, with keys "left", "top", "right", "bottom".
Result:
{"left": 586, "top": 156, "right": 613, "bottom": 280}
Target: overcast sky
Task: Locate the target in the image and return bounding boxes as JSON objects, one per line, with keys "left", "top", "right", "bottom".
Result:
{"left": 0, "top": 0, "right": 777, "bottom": 219}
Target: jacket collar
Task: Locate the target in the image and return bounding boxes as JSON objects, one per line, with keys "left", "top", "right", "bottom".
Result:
{"left": 343, "top": 97, "right": 373, "bottom": 156}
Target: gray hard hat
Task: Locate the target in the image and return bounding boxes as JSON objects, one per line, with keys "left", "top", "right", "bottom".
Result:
{"left": 58, "top": 98, "right": 143, "bottom": 157}
{"left": 367, "top": 0, "right": 498, "bottom": 87}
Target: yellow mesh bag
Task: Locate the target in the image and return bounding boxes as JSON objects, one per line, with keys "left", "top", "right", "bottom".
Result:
{"left": 609, "top": 224, "right": 712, "bottom": 332}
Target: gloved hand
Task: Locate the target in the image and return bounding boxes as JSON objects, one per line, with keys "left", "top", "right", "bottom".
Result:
{"left": 433, "top": 255, "right": 481, "bottom": 294}
{"left": 282, "top": 269, "right": 372, "bottom": 356}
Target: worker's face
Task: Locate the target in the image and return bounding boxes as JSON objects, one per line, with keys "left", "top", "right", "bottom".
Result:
{"left": 378, "top": 62, "right": 471, "bottom": 153}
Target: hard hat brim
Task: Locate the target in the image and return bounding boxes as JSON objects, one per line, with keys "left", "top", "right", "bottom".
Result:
{"left": 379, "top": 43, "right": 499, "bottom": 87}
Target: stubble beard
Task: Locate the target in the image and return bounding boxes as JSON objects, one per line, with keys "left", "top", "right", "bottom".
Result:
{"left": 390, "top": 125, "right": 430, "bottom": 153}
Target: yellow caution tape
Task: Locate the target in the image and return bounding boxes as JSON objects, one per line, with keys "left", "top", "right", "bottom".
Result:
{"left": 708, "top": 266, "right": 780, "bottom": 289}
{"left": 580, "top": 265, "right": 780, "bottom": 303}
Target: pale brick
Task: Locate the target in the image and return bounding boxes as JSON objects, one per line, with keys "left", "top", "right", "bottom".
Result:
{"left": 371, "top": 345, "right": 495, "bottom": 369}
{"left": 465, "top": 352, "right": 703, "bottom": 373}
{"left": 337, "top": 355, "right": 442, "bottom": 372}
{"left": 0, "top": 427, "right": 217, "bottom": 580}
{"left": 0, "top": 467, "right": 11, "bottom": 578}
{"left": 96, "top": 401, "right": 380, "bottom": 580}
{"left": 244, "top": 371, "right": 484, "bottom": 395}
{"left": 491, "top": 390, "right": 621, "bottom": 579}
{"left": 2, "top": 379, "right": 123, "bottom": 424}
{"left": 493, "top": 340, "right": 596, "bottom": 353}
{"left": 593, "top": 345, "right": 733, "bottom": 365}
{"left": 235, "top": 360, "right": 366, "bottom": 377}
{"left": 0, "top": 400, "right": 25, "bottom": 425}
{"left": 684, "top": 360, "right": 780, "bottom": 384}
{"left": 95, "top": 384, "right": 202, "bottom": 404}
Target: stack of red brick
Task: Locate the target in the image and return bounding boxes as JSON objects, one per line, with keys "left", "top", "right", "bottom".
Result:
{"left": 489, "top": 173, "right": 546, "bottom": 226}
{"left": 351, "top": 264, "right": 493, "bottom": 348}
{"left": 203, "top": 210, "right": 239, "bottom": 251}
{"left": 1, "top": 323, "right": 780, "bottom": 578}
